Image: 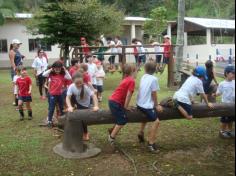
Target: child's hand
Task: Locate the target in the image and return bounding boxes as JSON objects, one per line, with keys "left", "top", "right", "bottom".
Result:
{"left": 156, "top": 105, "right": 163, "bottom": 112}
{"left": 125, "top": 107, "right": 134, "bottom": 112}
{"left": 94, "top": 89, "right": 98, "bottom": 93}
{"left": 212, "top": 93, "right": 217, "bottom": 97}
{"left": 208, "top": 103, "right": 214, "bottom": 109}
{"left": 28, "top": 91, "right": 31, "bottom": 94}
{"left": 68, "top": 107, "right": 74, "bottom": 113}
{"left": 93, "top": 106, "right": 99, "bottom": 112}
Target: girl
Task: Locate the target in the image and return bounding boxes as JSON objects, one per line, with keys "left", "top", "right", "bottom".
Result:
{"left": 66, "top": 73, "right": 99, "bottom": 141}
{"left": 43, "top": 61, "right": 72, "bottom": 127}
{"left": 16, "top": 66, "right": 33, "bottom": 121}
{"left": 173, "top": 66, "right": 214, "bottom": 120}
{"left": 96, "top": 61, "right": 106, "bottom": 102}
{"left": 203, "top": 60, "right": 218, "bottom": 102}
{"left": 161, "top": 35, "right": 171, "bottom": 74}
{"left": 12, "top": 66, "right": 21, "bottom": 107}
{"left": 32, "top": 49, "right": 48, "bottom": 100}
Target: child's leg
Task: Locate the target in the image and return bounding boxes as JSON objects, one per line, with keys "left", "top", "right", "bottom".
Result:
{"left": 25, "top": 102, "right": 32, "bottom": 119}
{"left": 220, "top": 122, "right": 228, "bottom": 132}
{"left": 177, "top": 106, "right": 193, "bottom": 120}
{"left": 110, "top": 125, "right": 124, "bottom": 139}
{"left": 228, "top": 122, "right": 234, "bottom": 131}
{"left": 148, "top": 119, "right": 160, "bottom": 145}
{"left": 48, "top": 95, "right": 56, "bottom": 123}
{"left": 138, "top": 122, "right": 147, "bottom": 143}
{"left": 15, "top": 95, "right": 18, "bottom": 106}
{"left": 57, "top": 95, "right": 64, "bottom": 116}
{"left": 18, "top": 99, "right": 24, "bottom": 120}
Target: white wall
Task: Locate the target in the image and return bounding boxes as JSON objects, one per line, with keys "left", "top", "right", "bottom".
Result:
{"left": 0, "top": 20, "right": 60, "bottom": 68}
{"left": 183, "top": 44, "right": 235, "bottom": 64}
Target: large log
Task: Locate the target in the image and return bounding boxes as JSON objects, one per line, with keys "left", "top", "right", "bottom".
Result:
{"left": 54, "top": 103, "right": 235, "bottom": 159}
{"left": 60, "top": 103, "right": 235, "bottom": 126}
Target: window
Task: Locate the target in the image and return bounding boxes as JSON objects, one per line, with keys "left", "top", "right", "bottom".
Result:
{"left": 0, "top": 39, "right": 8, "bottom": 53}
{"left": 29, "top": 39, "right": 52, "bottom": 52}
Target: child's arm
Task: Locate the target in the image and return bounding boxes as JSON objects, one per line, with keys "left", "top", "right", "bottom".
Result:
{"left": 200, "top": 93, "right": 214, "bottom": 108}
{"left": 66, "top": 95, "right": 74, "bottom": 112}
{"left": 152, "top": 91, "right": 163, "bottom": 112}
{"left": 28, "top": 84, "right": 32, "bottom": 94}
{"left": 92, "top": 94, "right": 99, "bottom": 111}
{"left": 43, "top": 69, "right": 52, "bottom": 77}
{"left": 213, "top": 71, "right": 219, "bottom": 85}
{"left": 64, "top": 68, "right": 72, "bottom": 80}
{"left": 124, "top": 91, "right": 133, "bottom": 111}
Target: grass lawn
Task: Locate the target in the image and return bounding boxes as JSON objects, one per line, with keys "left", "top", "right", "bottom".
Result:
{"left": 0, "top": 69, "right": 234, "bottom": 176}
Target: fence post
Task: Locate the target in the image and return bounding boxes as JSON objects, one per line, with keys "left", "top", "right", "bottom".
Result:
{"left": 122, "top": 46, "right": 126, "bottom": 67}
{"left": 168, "top": 46, "right": 175, "bottom": 88}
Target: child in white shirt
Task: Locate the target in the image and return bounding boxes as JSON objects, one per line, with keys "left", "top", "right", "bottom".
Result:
{"left": 12, "top": 67, "right": 21, "bottom": 106}
{"left": 173, "top": 66, "right": 214, "bottom": 120}
{"left": 87, "top": 56, "right": 98, "bottom": 90}
{"left": 137, "top": 62, "right": 163, "bottom": 153}
{"left": 96, "top": 61, "right": 105, "bottom": 102}
{"left": 214, "top": 66, "right": 235, "bottom": 138}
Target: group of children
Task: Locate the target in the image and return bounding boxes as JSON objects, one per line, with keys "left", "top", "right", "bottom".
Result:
{"left": 12, "top": 55, "right": 235, "bottom": 153}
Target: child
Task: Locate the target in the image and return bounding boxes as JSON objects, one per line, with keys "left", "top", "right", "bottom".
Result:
{"left": 66, "top": 72, "right": 99, "bottom": 141}
{"left": 173, "top": 66, "right": 214, "bottom": 120}
{"left": 107, "top": 37, "right": 117, "bottom": 71}
{"left": 12, "top": 66, "right": 21, "bottom": 107}
{"left": 152, "top": 41, "right": 162, "bottom": 72}
{"left": 87, "top": 56, "right": 98, "bottom": 90}
{"left": 16, "top": 66, "right": 33, "bottom": 121}
{"left": 203, "top": 60, "right": 218, "bottom": 102}
{"left": 161, "top": 35, "right": 171, "bottom": 74}
{"left": 108, "top": 64, "right": 136, "bottom": 145}
{"left": 43, "top": 61, "right": 72, "bottom": 127}
{"left": 115, "top": 36, "right": 123, "bottom": 70}
{"left": 136, "top": 40, "right": 146, "bottom": 70}
{"left": 132, "top": 38, "right": 139, "bottom": 68}
{"left": 96, "top": 61, "right": 106, "bottom": 102}
{"left": 214, "top": 66, "right": 235, "bottom": 138}
{"left": 69, "top": 59, "right": 80, "bottom": 77}
{"left": 137, "top": 62, "right": 163, "bottom": 153}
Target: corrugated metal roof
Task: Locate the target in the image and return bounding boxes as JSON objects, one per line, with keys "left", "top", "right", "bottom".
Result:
{"left": 13, "top": 13, "right": 33, "bottom": 19}
{"left": 185, "top": 17, "right": 235, "bottom": 29}
{"left": 124, "top": 17, "right": 148, "bottom": 22}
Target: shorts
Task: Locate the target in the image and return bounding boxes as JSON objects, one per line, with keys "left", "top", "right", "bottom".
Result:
{"left": 97, "top": 85, "right": 103, "bottom": 93}
{"left": 92, "top": 84, "right": 97, "bottom": 90}
{"left": 62, "top": 89, "right": 67, "bottom": 99}
{"left": 163, "top": 57, "right": 169, "bottom": 64}
{"left": 18, "top": 96, "right": 32, "bottom": 103}
{"left": 109, "top": 100, "right": 127, "bottom": 125}
{"left": 175, "top": 100, "right": 193, "bottom": 116}
{"left": 137, "top": 106, "right": 158, "bottom": 121}
{"left": 134, "top": 55, "right": 139, "bottom": 63}
{"left": 138, "top": 55, "right": 146, "bottom": 64}
{"left": 156, "top": 55, "right": 162, "bottom": 64}
{"left": 221, "top": 116, "right": 235, "bottom": 124}
{"left": 109, "top": 56, "right": 116, "bottom": 64}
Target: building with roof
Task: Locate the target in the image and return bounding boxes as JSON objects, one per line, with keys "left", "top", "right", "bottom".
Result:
{"left": 165, "top": 17, "right": 235, "bottom": 64}
{"left": 0, "top": 13, "right": 147, "bottom": 68}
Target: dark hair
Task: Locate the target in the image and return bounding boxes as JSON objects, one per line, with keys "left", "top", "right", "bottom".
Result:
{"left": 205, "top": 60, "right": 214, "bottom": 79}
{"left": 81, "top": 63, "right": 88, "bottom": 72}
{"left": 51, "top": 61, "right": 65, "bottom": 75}
{"left": 71, "top": 59, "right": 79, "bottom": 66}
{"left": 72, "top": 72, "right": 85, "bottom": 100}
{"left": 122, "top": 64, "right": 134, "bottom": 76}
{"left": 145, "top": 62, "right": 157, "bottom": 75}
{"left": 106, "top": 37, "right": 112, "bottom": 41}
{"left": 10, "top": 44, "right": 14, "bottom": 50}
{"left": 16, "top": 65, "right": 24, "bottom": 72}
{"left": 115, "top": 36, "right": 120, "bottom": 40}
{"left": 37, "top": 49, "right": 44, "bottom": 56}
{"left": 132, "top": 38, "right": 137, "bottom": 44}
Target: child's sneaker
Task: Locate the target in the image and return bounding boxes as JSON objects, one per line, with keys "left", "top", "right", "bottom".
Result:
{"left": 219, "top": 131, "right": 231, "bottom": 139}
{"left": 147, "top": 143, "right": 159, "bottom": 154}
{"left": 138, "top": 132, "right": 145, "bottom": 143}
{"left": 19, "top": 116, "right": 24, "bottom": 121}
{"left": 108, "top": 135, "right": 115, "bottom": 146}
{"left": 47, "top": 121, "right": 53, "bottom": 128}
{"left": 28, "top": 116, "right": 33, "bottom": 120}
{"left": 227, "top": 131, "right": 235, "bottom": 138}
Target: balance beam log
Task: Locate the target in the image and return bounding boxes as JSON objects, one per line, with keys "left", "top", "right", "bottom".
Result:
{"left": 54, "top": 103, "right": 235, "bottom": 159}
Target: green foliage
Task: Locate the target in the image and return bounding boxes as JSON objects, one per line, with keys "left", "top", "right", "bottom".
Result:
{"left": 144, "top": 6, "right": 168, "bottom": 39}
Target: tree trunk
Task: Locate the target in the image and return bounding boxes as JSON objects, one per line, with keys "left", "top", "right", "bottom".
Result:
{"left": 59, "top": 103, "right": 235, "bottom": 126}
{"left": 175, "top": 0, "right": 185, "bottom": 83}
{"left": 63, "top": 44, "right": 70, "bottom": 66}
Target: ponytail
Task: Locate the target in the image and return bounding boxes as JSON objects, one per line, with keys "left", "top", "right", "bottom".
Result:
{"left": 10, "top": 44, "right": 13, "bottom": 50}
{"left": 72, "top": 72, "right": 85, "bottom": 100}
{"left": 80, "top": 85, "right": 85, "bottom": 100}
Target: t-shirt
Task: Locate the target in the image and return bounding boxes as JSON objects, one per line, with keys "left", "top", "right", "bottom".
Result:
{"left": 82, "top": 44, "right": 90, "bottom": 56}
{"left": 137, "top": 42, "right": 145, "bottom": 56}
{"left": 110, "top": 41, "right": 118, "bottom": 54}
{"left": 163, "top": 41, "right": 171, "bottom": 58}
{"left": 32, "top": 57, "right": 48, "bottom": 76}
{"left": 67, "top": 83, "right": 94, "bottom": 108}
{"left": 13, "top": 75, "right": 20, "bottom": 95}
{"left": 109, "top": 76, "right": 135, "bottom": 106}
{"left": 87, "top": 63, "right": 98, "bottom": 85}
{"left": 137, "top": 74, "right": 160, "bottom": 109}
{"left": 116, "top": 40, "right": 123, "bottom": 54}
{"left": 96, "top": 68, "right": 105, "bottom": 86}
{"left": 173, "top": 76, "right": 205, "bottom": 105}
{"left": 16, "top": 76, "right": 32, "bottom": 97}
{"left": 153, "top": 44, "right": 162, "bottom": 56}
{"left": 216, "top": 80, "right": 235, "bottom": 103}
{"left": 83, "top": 72, "right": 91, "bottom": 84}
{"left": 69, "top": 66, "right": 78, "bottom": 77}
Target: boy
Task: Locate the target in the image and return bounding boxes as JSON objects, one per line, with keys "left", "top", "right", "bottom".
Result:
{"left": 69, "top": 59, "right": 80, "bottom": 77}
{"left": 87, "top": 56, "right": 98, "bottom": 90}
{"left": 137, "top": 62, "right": 163, "bottom": 153}
{"left": 214, "top": 66, "right": 235, "bottom": 138}
{"left": 173, "top": 66, "right": 214, "bottom": 120}
{"left": 12, "top": 66, "right": 21, "bottom": 107}
{"left": 96, "top": 61, "right": 106, "bottom": 102}
{"left": 16, "top": 66, "right": 33, "bottom": 121}
{"left": 108, "top": 64, "right": 136, "bottom": 145}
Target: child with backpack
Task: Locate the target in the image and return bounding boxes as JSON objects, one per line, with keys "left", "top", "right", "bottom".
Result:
{"left": 173, "top": 66, "right": 214, "bottom": 120}
{"left": 43, "top": 61, "right": 72, "bottom": 127}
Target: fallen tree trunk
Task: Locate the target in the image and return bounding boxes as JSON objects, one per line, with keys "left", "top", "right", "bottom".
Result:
{"left": 60, "top": 103, "right": 235, "bottom": 126}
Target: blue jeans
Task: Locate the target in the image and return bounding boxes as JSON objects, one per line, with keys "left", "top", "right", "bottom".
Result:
{"left": 48, "top": 95, "right": 64, "bottom": 122}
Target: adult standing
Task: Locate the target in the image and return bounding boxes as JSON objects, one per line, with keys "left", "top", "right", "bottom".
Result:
{"left": 9, "top": 39, "right": 24, "bottom": 80}
{"left": 81, "top": 37, "right": 91, "bottom": 63}
{"left": 107, "top": 37, "right": 118, "bottom": 71}
{"left": 115, "top": 36, "right": 123, "bottom": 70}
{"left": 32, "top": 49, "right": 48, "bottom": 100}
{"left": 161, "top": 35, "right": 172, "bottom": 74}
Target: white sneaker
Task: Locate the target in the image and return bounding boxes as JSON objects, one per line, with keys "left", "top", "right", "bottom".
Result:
{"left": 108, "top": 135, "right": 115, "bottom": 146}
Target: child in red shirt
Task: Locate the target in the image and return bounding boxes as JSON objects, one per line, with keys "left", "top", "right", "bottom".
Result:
{"left": 16, "top": 66, "right": 33, "bottom": 121}
{"left": 161, "top": 35, "right": 171, "bottom": 73}
{"left": 108, "top": 64, "right": 136, "bottom": 145}
{"left": 43, "top": 61, "right": 72, "bottom": 127}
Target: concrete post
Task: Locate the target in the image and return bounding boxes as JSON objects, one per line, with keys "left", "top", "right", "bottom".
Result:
{"left": 206, "top": 29, "right": 211, "bottom": 45}
{"left": 131, "top": 23, "right": 136, "bottom": 41}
